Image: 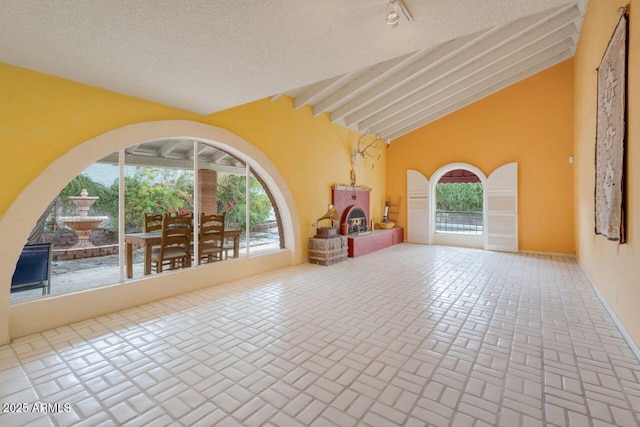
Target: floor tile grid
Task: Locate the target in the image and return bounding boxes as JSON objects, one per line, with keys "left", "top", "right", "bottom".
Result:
{"left": 10, "top": 254, "right": 624, "bottom": 424}
{"left": 13, "top": 322, "right": 161, "bottom": 426}
{"left": 498, "top": 254, "right": 546, "bottom": 427}
{"left": 0, "top": 247, "right": 476, "bottom": 427}
{"left": 534, "top": 254, "right": 640, "bottom": 426}
{"left": 396, "top": 249, "right": 484, "bottom": 423}
{"left": 554, "top": 256, "right": 640, "bottom": 426}
{"left": 232, "top": 249, "right": 462, "bottom": 426}
{"left": 118, "top": 272, "right": 333, "bottom": 427}
{"left": 2, "top": 244, "right": 640, "bottom": 426}
{"left": 501, "top": 253, "right": 630, "bottom": 427}
{"left": 1, "top": 277, "right": 273, "bottom": 426}
{"left": 70, "top": 246, "right": 488, "bottom": 426}
{"left": 342, "top": 248, "right": 500, "bottom": 426}
{"left": 344, "top": 247, "right": 524, "bottom": 425}
{"left": 332, "top": 247, "right": 510, "bottom": 426}
{"left": 25, "top": 280, "right": 280, "bottom": 426}
{"left": 0, "top": 251, "right": 588, "bottom": 424}
{"left": 456, "top": 251, "right": 538, "bottom": 427}
{"left": 202, "top": 258, "right": 448, "bottom": 427}
{"left": 539, "top": 255, "right": 600, "bottom": 426}
{"left": 114, "top": 260, "right": 384, "bottom": 427}
{"left": 0, "top": 345, "right": 46, "bottom": 427}
{"left": 554, "top": 260, "right": 640, "bottom": 425}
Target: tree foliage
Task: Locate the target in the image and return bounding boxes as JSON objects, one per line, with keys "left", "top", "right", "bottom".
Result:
{"left": 436, "top": 182, "right": 483, "bottom": 212}
{"left": 123, "top": 168, "right": 194, "bottom": 230}
{"left": 217, "top": 173, "right": 272, "bottom": 230}
{"left": 57, "top": 174, "right": 118, "bottom": 229}
{"left": 54, "top": 168, "right": 273, "bottom": 233}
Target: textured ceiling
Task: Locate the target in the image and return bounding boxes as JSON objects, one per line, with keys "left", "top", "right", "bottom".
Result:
{"left": 287, "top": 1, "right": 585, "bottom": 140}
{"left": 1, "top": 0, "right": 581, "bottom": 124}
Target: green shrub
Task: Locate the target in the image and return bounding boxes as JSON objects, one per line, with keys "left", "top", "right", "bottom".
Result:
{"left": 436, "top": 182, "right": 483, "bottom": 212}
{"left": 217, "top": 174, "right": 272, "bottom": 230}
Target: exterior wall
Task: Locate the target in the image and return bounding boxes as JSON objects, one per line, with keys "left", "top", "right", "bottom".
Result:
{"left": 574, "top": 0, "right": 640, "bottom": 346}
{"left": 386, "top": 59, "right": 575, "bottom": 254}
{"left": 0, "top": 64, "right": 385, "bottom": 344}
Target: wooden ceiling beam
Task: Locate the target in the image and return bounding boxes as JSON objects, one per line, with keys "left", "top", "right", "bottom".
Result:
{"left": 312, "top": 52, "right": 416, "bottom": 117}
{"left": 293, "top": 74, "right": 346, "bottom": 109}
{"left": 345, "top": 4, "right": 578, "bottom": 128}
{"left": 329, "top": 31, "right": 483, "bottom": 122}
{"left": 157, "top": 140, "right": 180, "bottom": 158}
{"left": 364, "top": 25, "right": 577, "bottom": 133}
{"left": 381, "top": 50, "right": 572, "bottom": 140}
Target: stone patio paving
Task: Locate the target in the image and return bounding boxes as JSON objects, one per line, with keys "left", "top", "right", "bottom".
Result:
{"left": 10, "top": 228, "right": 281, "bottom": 303}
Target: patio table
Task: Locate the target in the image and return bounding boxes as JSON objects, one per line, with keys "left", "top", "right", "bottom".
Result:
{"left": 125, "top": 229, "right": 241, "bottom": 279}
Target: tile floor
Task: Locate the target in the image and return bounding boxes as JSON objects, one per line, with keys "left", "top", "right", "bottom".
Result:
{"left": 1, "top": 243, "right": 640, "bottom": 426}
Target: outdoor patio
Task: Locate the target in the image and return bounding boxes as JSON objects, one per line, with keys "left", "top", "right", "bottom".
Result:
{"left": 10, "top": 228, "right": 280, "bottom": 303}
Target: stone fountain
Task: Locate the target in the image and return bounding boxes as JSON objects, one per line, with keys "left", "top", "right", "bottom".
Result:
{"left": 59, "top": 189, "right": 109, "bottom": 249}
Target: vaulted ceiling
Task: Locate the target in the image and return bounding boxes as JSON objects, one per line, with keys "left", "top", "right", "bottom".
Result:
{"left": 285, "top": 2, "right": 585, "bottom": 140}
{"left": 1, "top": 1, "right": 585, "bottom": 141}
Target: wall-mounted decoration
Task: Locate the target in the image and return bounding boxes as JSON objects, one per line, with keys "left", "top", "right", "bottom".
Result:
{"left": 595, "top": 9, "right": 628, "bottom": 243}
{"left": 350, "top": 133, "right": 389, "bottom": 185}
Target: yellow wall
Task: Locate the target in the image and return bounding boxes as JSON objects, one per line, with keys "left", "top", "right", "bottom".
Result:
{"left": 0, "top": 62, "right": 201, "bottom": 212}
{"left": 574, "top": 0, "right": 640, "bottom": 346}
{"left": 0, "top": 63, "right": 384, "bottom": 257}
{"left": 5, "top": 0, "right": 639, "bottom": 349}
{"left": 0, "top": 63, "right": 385, "bottom": 344}
{"left": 386, "top": 59, "right": 575, "bottom": 254}
{"left": 205, "top": 98, "right": 386, "bottom": 246}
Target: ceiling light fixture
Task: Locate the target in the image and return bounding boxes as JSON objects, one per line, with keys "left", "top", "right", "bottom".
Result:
{"left": 386, "top": 0, "right": 413, "bottom": 28}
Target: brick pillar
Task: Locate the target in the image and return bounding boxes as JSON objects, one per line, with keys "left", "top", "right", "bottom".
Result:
{"left": 198, "top": 169, "right": 218, "bottom": 215}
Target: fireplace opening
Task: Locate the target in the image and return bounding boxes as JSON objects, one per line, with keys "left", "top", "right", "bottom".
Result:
{"left": 344, "top": 206, "right": 369, "bottom": 235}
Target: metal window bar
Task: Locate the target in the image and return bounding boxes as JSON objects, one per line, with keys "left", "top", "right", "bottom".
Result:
{"left": 435, "top": 211, "right": 484, "bottom": 234}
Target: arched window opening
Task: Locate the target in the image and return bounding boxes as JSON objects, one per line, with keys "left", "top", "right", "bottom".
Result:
{"left": 435, "top": 169, "right": 484, "bottom": 235}
{"left": 11, "top": 138, "right": 283, "bottom": 302}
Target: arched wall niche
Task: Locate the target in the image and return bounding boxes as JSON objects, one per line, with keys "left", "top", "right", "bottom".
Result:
{"left": 0, "top": 120, "right": 301, "bottom": 344}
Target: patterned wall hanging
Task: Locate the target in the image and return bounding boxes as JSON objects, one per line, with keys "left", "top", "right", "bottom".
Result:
{"left": 595, "top": 9, "right": 628, "bottom": 243}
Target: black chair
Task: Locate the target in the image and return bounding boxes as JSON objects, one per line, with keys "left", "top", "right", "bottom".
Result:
{"left": 11, "top": 243, "right": 53, "bottom": 296}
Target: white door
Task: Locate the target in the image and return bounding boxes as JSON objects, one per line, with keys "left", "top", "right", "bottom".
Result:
{"left": 407, "top": 169, "right": 430, "bottom": 244}
{"left": 485, "top": 162, "right": 518, "bottom": 252}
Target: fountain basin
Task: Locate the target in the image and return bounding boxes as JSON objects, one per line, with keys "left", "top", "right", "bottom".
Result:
{"left": 60, "top": 216, "right": 109, "bottom": 248}
{"left": 59, "top": 216, "right": 108, "bottom": 231}
{"left": 58, "top": 189, "right": 109, "bottom": 248}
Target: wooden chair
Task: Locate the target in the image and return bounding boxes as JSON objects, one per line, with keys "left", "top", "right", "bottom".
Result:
{"left": 198, "top": 213, "right": 233, "bottom": 264}
{"left": 151, "top": 214, "right": 192, "bottom": 273}
{"left": 216, "top": 213, "right": 235, "bottom": 260}
{"left": 197, "top": 213, "right": 224, "bottom": 264}
{"left": 144, "top": 213, "right": 163, "bottom": 232}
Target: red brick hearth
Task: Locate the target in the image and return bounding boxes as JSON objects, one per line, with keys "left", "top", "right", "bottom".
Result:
{"left": 331, "top": 185, "right": 403, "bottom": 257}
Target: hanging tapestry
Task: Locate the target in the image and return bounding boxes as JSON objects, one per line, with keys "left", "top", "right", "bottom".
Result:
{"left": 595, "top": 10, "right": 627, "bottom": 243}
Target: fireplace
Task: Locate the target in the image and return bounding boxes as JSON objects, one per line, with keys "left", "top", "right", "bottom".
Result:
{"left": 330, "top": 184, "right": 404, "bottom": 257}
{"left": 331, "top": 185, "right": 370, "bottom": 236}
{"left": 343, "top": 206, "right": 369, "bottom": 235}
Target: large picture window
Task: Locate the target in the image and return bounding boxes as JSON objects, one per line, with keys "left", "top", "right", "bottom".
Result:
{"left": 11, "top": 139, "right": 282, "bottom": 302}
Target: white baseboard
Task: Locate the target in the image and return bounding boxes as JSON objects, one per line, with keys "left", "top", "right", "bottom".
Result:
{"left": 577, "top": 262, "right": 640, "bottom": 363}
